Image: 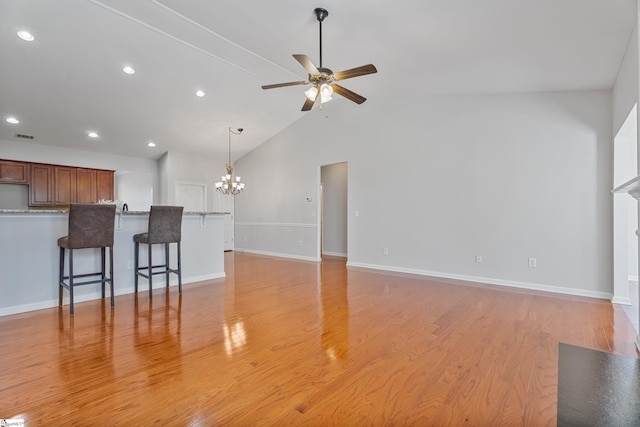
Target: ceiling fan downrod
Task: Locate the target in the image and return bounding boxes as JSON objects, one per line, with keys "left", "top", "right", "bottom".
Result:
{"left": 314, "top": 8, "right": 328, "bottom": 68}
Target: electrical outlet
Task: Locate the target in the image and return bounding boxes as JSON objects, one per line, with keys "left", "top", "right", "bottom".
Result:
{"left": 383, "top": 247, "right": 389, "bottom": 255}
{"left": 354, "top": 210, "right": 359, "bottom": 217}
{"left": 299, "top": 240, "right": 303, "bottom": 247}
{"left": 528, "top": 257, "right": 537, "bottom": 268}
{"left": 127, "top": 260, "right": 133, "bottom": 270}
{"left": 475, "top": 255, "right": 482, "bottom": 264}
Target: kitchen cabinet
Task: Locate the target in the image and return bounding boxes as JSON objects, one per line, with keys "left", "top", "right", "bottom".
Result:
{"left": 22, "top": 161, "right": 114, "bottom": 207}
{"left": 0, "top": 160, "right": 29, "bottom": 184}
{"left": 76, "top": 168, "right": 96, "bottom": 203}
{"left": 96, "top": 170, "right": 114, "bottom": 201}
{"left": 30, "top": 164, "right": 54, "bottom": 206}
{"left": 54, "top": 166, "right": 76, "bottom": 205}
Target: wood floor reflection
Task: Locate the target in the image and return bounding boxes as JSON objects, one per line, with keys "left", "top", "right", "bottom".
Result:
{"left": 1, "top": 252, "right": 638, "bottom": 426}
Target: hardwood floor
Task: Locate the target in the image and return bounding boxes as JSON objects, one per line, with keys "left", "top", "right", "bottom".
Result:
{"left": 1, "top": 252, "right": 638, "bottom": 426}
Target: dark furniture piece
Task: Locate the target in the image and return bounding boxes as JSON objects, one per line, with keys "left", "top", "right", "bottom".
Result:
{"left": 134, "top": 206, "right": 183, "bottom": 299}
{"left": 58, "top": 203, "right": 116, "bottom": 315}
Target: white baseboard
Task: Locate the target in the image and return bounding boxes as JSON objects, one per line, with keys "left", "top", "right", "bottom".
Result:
{"left": 346, "top": 261, "right": 613, "bottom": 300}
{"left": 179, "top": 272, "right": 226, "bottom": 284}
{"left": 0, "top": 272, "right": 226, "bottom": 317}
{"left": 235, "top": 248, "right": 321, "bottom": 262}
{"left": 0, "top": 300, "right": 58, "bottom": 317}
{"left": 611, "top": 296, "right": 633, "bottom": 305}
{"left": 322, "top": 251, "right": 347, "bottom": 257}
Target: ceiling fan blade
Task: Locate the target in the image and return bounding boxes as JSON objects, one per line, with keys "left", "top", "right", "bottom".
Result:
{"left": 301, "top": 89, "right": 318, "bottom": 111}
{"left": 301, "top": 98, "right": 315, "bottom": 111}
{"left": 293, "top": 54, "right": 320, "bottom": 75}
{"left": 333, "top": 64, "right": 377, "bottom": 81}
{"left": 333, "top": 84, "right": 367, "bottom": 104}
{"left": 262, "top": 80, "right": 309, "bottom": 90}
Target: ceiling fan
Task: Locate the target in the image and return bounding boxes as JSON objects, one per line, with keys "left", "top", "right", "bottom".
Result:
{"left": 261, "top": 7, "right": 377, "bottom": 111}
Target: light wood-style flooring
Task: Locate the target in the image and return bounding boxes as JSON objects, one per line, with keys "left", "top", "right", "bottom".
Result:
{"left": 1, "top": 252, "right": 638, "bottom": 425}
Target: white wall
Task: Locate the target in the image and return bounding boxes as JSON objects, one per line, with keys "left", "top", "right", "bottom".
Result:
{"left": 235, "top": 90, "right": 613, "bottom": 298}
{"left": 613, "top": 25, "right": 638, "bottom": 134}
{"left": 0, "top": 184, "right": 29, "bottom": 209}
{"left": 321, "top": 162, "right": 348, "bottom": 257}
{"left": 158, "top": 152, "right": 169, "bottom": 205}
{"left": 115, "top": 171, "right": 154, "bottom": 211}
{"left": 158, "top": 151, "right": 230, "bottom": 212}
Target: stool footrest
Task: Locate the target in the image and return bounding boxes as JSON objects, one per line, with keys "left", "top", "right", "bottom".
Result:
{"left": 60, "top": 274, "right": 112, "bottom": 289}
{"left": 62, "top": 271, "right": 107, "bottom": 280}
{"left": 135, "top": 266, "right": 180, "bottom": 279}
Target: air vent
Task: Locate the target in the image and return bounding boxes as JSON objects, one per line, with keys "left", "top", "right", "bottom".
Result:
{"left": 15, "top": 133, "right": 35, "bottom": 140}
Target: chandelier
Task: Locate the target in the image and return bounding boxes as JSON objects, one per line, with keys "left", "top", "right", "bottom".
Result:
{"left": 215, "top": 127, "right": 245, "bottom": 195}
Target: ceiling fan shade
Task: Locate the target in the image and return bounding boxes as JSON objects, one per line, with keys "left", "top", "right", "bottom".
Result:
{"left": 261, "top": 8, "right": 377, "bottom": 111}
{"left": 304, "top": 84, "right": 333, "bottom": 102}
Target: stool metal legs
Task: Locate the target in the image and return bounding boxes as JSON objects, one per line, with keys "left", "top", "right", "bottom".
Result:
{"left": 59, "top": 246, "right": 114, "bottom": 315}
{"left": 134, "top": 241, "right": 182, "bottom": 300}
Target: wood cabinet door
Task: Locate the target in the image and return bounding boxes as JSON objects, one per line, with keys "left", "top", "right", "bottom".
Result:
{"left": 76, "top": 168, "right": 97, "bottom": 203}
{"left": 0, "top": 160, "right": 29, "bottom": 184}
{"left": 96, "top": 170, "right": 114, "bottom": 201}
{"left": 29, "top": 164, "right": 54, "bottom": 205}
{"left": 54, "top": 166, "right": 76, "bottom": 206}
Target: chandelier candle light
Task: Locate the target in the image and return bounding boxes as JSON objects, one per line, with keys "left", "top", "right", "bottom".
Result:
{"left": 215, "top": 127, "right": 245, "bottom": 195}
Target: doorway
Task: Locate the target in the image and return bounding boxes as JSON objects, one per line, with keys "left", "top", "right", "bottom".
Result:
{"left": 320, "top": 162, "right": 348, "bottom": 259}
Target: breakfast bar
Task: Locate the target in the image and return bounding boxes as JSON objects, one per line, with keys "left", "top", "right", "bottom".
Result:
{"left": 0, "top": 209, "right": 226, "bottom": 316}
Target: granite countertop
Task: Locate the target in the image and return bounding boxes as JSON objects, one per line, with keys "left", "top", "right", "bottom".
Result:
{"left": 0, "top": 209, "right": 228, "bottom": 215}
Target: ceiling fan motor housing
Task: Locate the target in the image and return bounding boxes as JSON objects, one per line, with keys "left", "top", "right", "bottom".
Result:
{"left": 310, "top": 67, "right": 335, "bottom": 85}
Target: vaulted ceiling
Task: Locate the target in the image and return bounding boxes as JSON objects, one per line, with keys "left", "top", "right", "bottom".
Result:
{"left": 0, "top": 0, "right": 636, "bottom": 160}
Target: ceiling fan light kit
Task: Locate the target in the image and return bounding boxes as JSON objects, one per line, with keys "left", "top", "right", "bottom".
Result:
{"left": 305, "top": 83, "right": 333, "bottom": 103}
{"left": 261, "top": 7, "right": 377, "bottom": 111}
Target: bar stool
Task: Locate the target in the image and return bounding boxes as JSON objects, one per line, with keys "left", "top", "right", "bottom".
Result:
{"left": 58, "top": 203, "right": 116, "bottom": 315}
{"left": 134, "top": 206, "right": 183, "bottom": 299}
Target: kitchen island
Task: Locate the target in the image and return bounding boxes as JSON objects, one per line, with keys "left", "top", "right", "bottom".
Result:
{"left": 0, "top": 209, "right": 226, "bottom": 316}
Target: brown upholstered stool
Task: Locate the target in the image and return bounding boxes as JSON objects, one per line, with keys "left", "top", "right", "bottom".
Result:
{"left": 134, "top": 206, "right": 183, "bottom": 299}
{"left": 58, "top": 203, "right": 116, "bottom": 315}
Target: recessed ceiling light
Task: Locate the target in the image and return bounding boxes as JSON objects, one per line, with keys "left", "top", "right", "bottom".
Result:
{"left": 195, "top": 90, "right": 205, "bottom": 97}
{"left": 147, "top": 141, "right": 156, "bottom": 147}
{"left": 88, "top": 131, "right": 99, "bottom": 138}
{"left": 6, "top": 117, "right": 19, "bottom": 124}
{"left": 122, "top": 66, "right": 135, "bottom": 75}
{"left": 17, "top": 31, "right": 35, "bottom": 42}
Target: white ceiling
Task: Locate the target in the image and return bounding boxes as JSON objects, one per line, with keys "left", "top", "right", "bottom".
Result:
{"left": 0, "top": 0, "right": 636, "bottom": 160}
